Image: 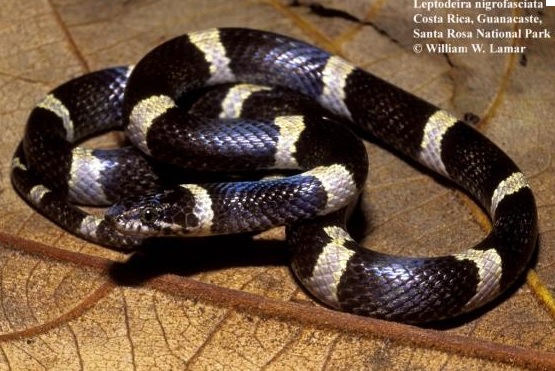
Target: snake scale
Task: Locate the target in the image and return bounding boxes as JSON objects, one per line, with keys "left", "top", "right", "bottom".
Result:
{"left": 11, "top": 28, "right": 538, "bottom": 323}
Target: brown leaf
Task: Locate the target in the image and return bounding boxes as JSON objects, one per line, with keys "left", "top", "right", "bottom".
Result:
{"left": 0, "top": 0, "right": 554, "bottom": 369}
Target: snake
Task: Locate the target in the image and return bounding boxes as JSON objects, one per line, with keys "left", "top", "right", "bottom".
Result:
{"left": 11, "top": 28, "right": 538, "bottom": 323}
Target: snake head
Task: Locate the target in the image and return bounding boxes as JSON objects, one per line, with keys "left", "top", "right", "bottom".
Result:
{"left": 105, "top": 187, "right": 208, "bottom": 237}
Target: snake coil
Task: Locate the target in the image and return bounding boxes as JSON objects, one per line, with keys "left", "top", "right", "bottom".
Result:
{"left": 11, "top": 28, "right": 538, "bottom": 323}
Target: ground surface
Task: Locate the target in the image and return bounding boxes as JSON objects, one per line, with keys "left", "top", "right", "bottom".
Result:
{"left": 0, "top": 1, "right": 554, "bottom": 370}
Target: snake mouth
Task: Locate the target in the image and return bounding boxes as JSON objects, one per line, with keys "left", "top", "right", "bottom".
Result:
{"left": 105, "top": 200, "right": 158, "bottom": 236}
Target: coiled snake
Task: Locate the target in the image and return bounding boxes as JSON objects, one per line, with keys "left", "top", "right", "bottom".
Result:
{"left": 11, "top": 28, "right": 538, "bottom": 323}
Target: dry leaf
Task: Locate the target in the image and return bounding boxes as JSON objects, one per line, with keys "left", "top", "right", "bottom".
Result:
{"left": 0, "top": 0, "right": 554, "bottom": 369}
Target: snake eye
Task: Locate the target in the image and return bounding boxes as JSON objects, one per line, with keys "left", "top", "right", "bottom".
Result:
{"left": 140, "top": 205, "right": 159, "bottom": 225}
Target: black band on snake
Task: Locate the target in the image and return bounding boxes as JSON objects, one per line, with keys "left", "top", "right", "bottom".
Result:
{"left": 11, "top": 28, "right": 538, "bottom": 323}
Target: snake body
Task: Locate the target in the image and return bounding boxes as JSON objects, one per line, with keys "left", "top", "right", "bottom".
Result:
{"left": 11, "top": 28, "right": 538, "bottom": 323}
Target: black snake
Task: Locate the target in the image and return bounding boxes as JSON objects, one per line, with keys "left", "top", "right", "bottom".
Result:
{"left": 11, "top": 28, "right": 538, "bottom": 323}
